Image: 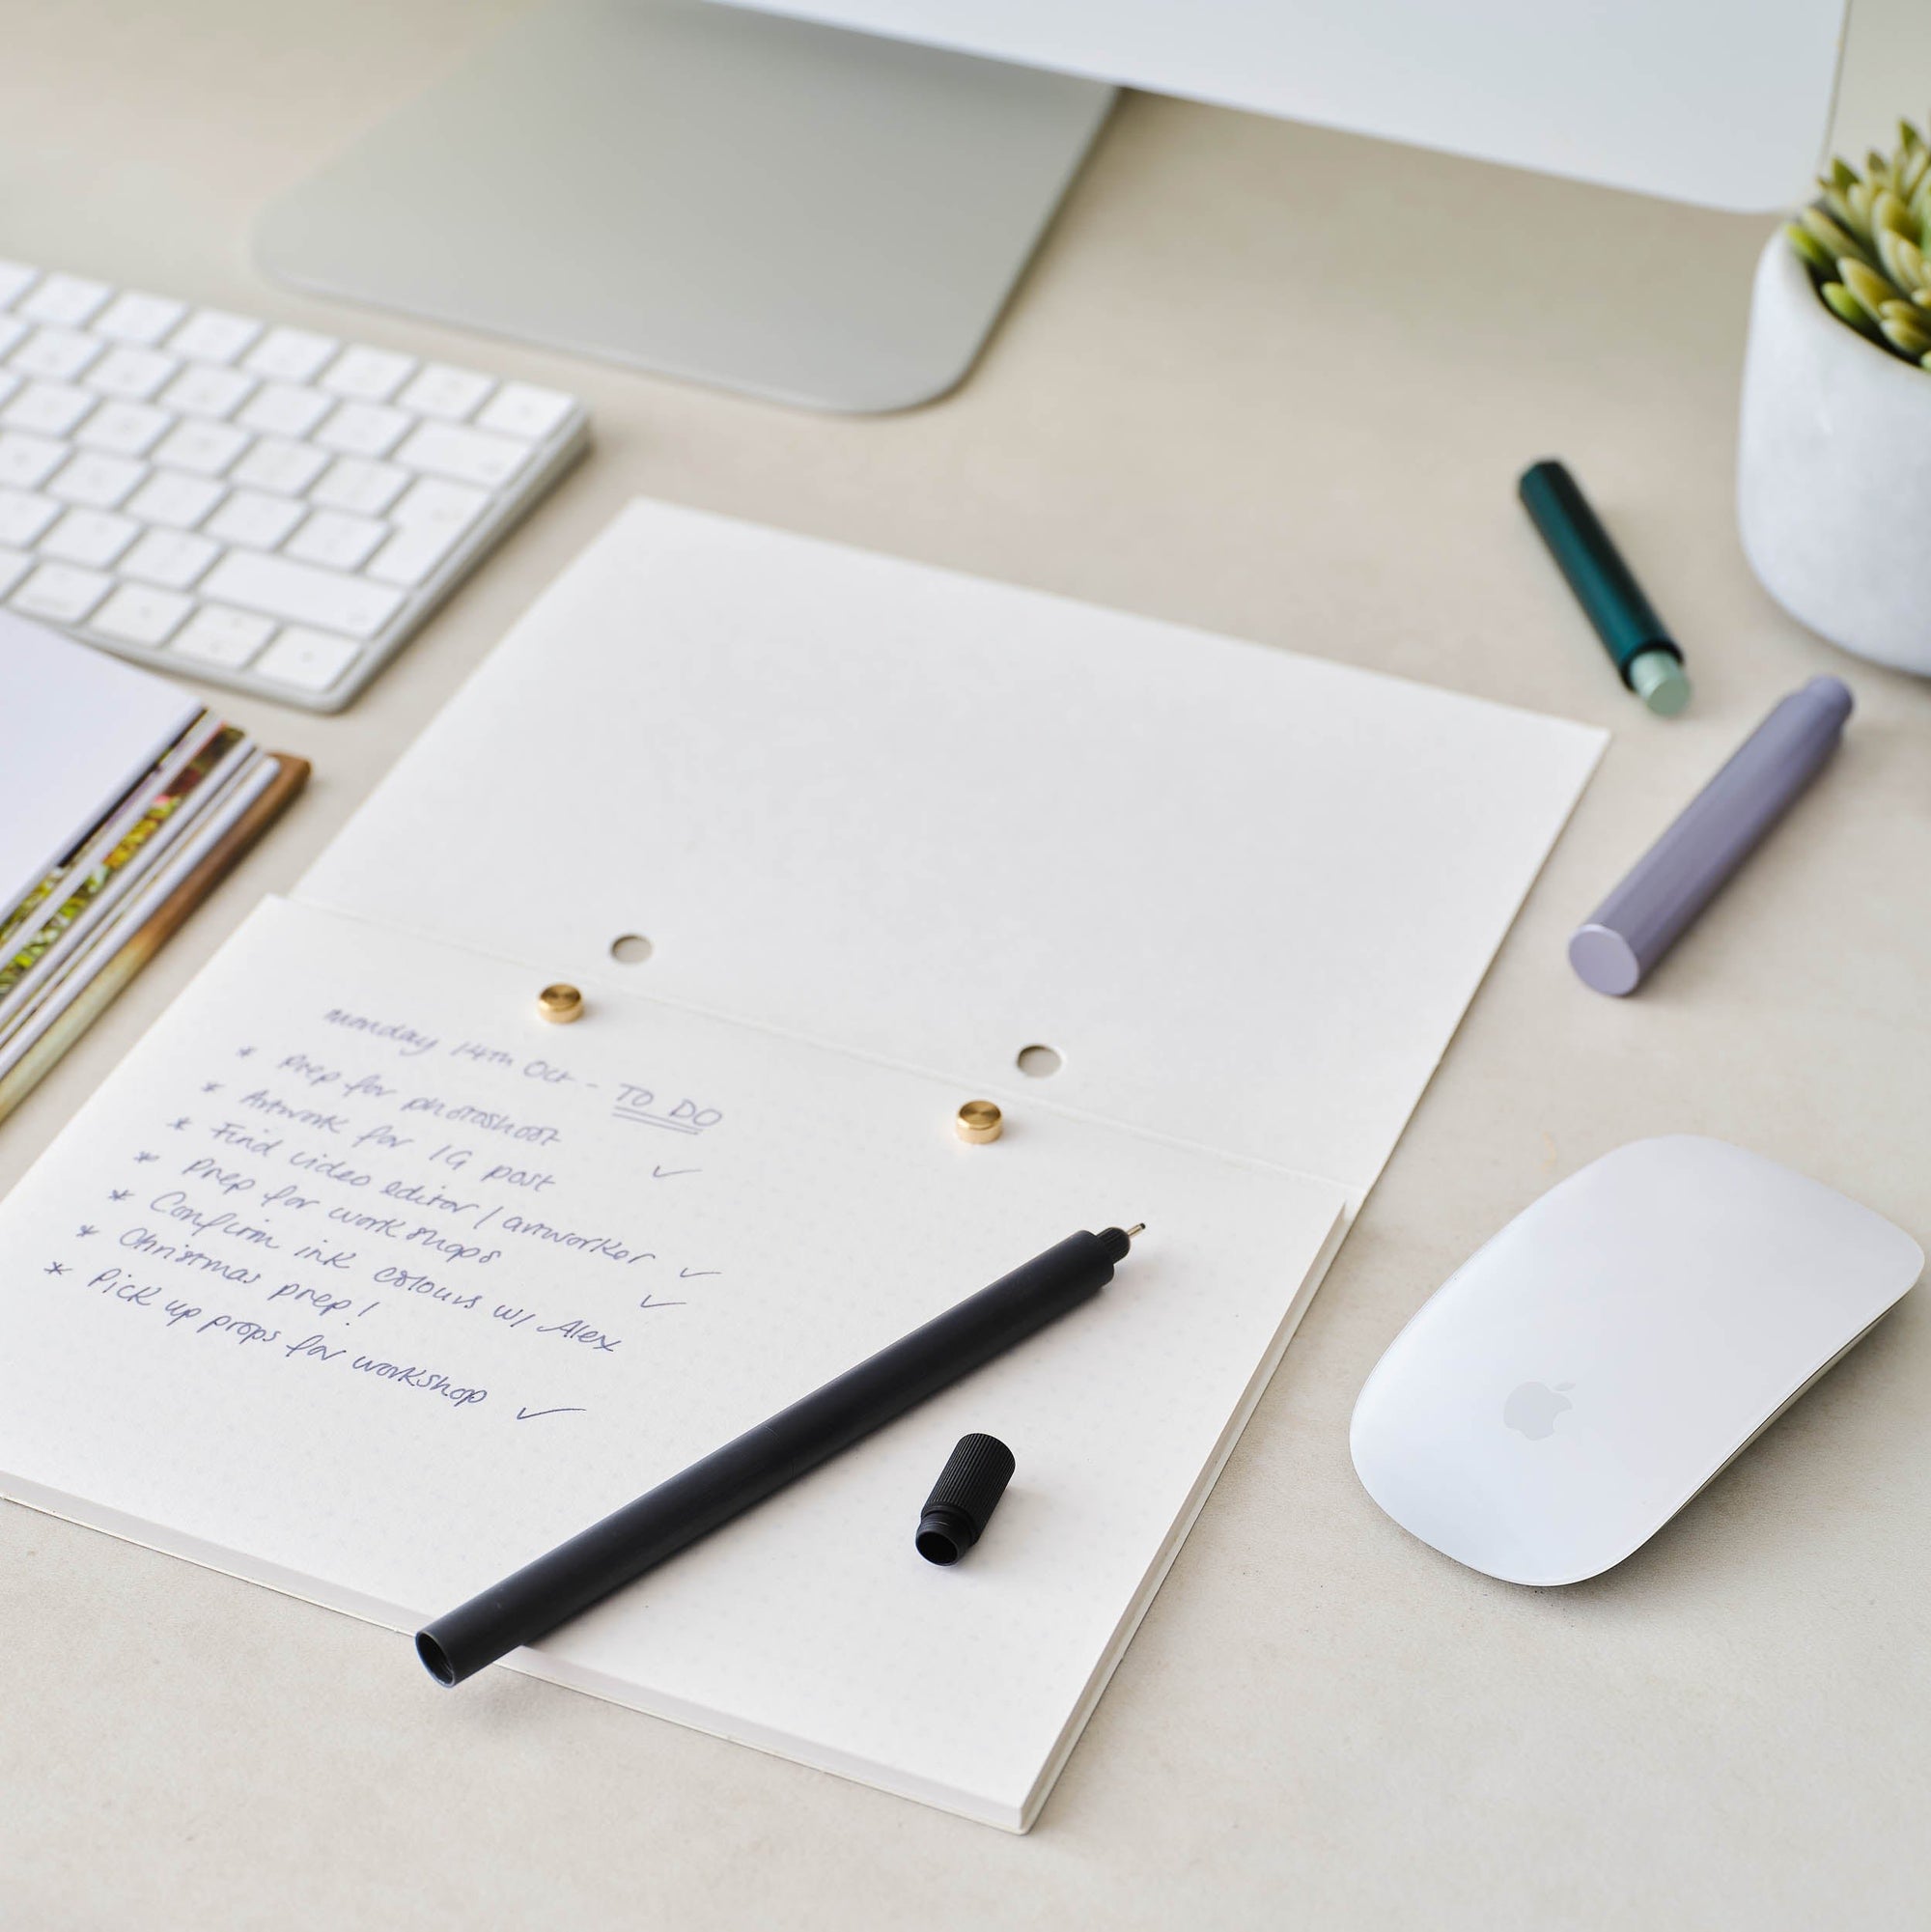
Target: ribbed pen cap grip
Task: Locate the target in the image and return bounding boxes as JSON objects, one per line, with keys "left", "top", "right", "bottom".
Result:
{"left": 915, "top": 1433, "right": 1017, "bottom": 1565}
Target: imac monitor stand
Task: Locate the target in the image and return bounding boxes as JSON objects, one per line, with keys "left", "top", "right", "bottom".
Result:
{"left": 256, "top": 0, "right": 1113, "bottom": 414}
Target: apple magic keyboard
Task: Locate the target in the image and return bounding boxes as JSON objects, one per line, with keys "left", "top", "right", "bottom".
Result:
{"left": 0, "top": 261, "right": 588, "bottom": 711}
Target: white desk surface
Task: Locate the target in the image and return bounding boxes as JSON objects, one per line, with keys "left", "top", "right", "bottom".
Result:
{"left": 4, "top": 5, "right": 1928, "bottom": 1925}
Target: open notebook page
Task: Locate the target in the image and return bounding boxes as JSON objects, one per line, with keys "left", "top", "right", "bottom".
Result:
{"left": 0, "top": 897, "right": 1347, "bottom": 1829}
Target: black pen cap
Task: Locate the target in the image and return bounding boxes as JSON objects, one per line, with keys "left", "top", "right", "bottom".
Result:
{"left": 915, "top": 1434, "right": 1016, "bottom": 1565}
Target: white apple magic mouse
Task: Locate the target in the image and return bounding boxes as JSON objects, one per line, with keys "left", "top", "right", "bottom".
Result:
{"left": 1350, "top": 1136, "right": 1922, "bottom": 1585}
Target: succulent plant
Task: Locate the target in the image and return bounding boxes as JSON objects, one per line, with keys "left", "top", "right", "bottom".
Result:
{"left": 1785, "top": 121, "right": 1931, "bottom": 367}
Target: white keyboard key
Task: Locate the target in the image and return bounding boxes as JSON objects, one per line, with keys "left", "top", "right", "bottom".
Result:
{"left": 150, "top": 419, "right": 250, "bottom": 476}
{"left": 241, "top": 326, "right": 338, "bottom": 384}
{"left": 93, "top": 291, "right": 187, "bottom": 346}
{"left": 159, "top": 363, "right": 256, "bottom": 419}
{"left": 285, "top": 508, "right": 387, "bottom": 571}
{"left": 387, "top": 476, "right": 490, "bottom": 531}
{"left": 166, "top": 308, "right": 261, "bottom": 365}
{"left": 0, "top": 263, "right": 39, "bottom": 310}
{"left": 320, "top": 346, "right": 415, "bottom": 402}
{"left": 228, "top": 436, "right": 331, "bottom": 496}
{"left": 4, "top": 382, "right": 95, "bottom": 436}
{"left": 476, "top": 382, "right": 575, "bottom": 441}
{"left": 309, "top": 457, "right": 407, "bottom": 517}
{"left": 17, "top": 274, "right": 112, "bottom": 327}
{"left": 91, "top": 582, "right": 193, "bottom": 647}
{"left": 10, "top": 328, "right": 102, "bottom": 382}
{"left": 0, "top": 319, "right": 25, "bottom": 362}
{"left": 87, "top": 345, "right": 179, "bottom": 400}
{"left": 0, "top": 370, "right": 19, "bottom": 410}
{"left": 0, "top": 546, "right": 30, "bottom": 597}
{"left": 365, "top": 518, "right": 467, "bottom": 588}
{"left": 198, "top": 548, "right": 404, "bottom": 639}
{"left": 123, "top": 470, "right": 225, "bottom": 529}
{"left": 253, "top": 625, "right": 361, "bottom": 694}
{"left": 393, "top": 421, "right": 531, "bottom": 490}
{"left": 119, "top": 527, "right": 220, "bottom": 589}
{"left": 75, "top": 399, "right": 171, "bottom": 457}
{"left": 396, "top": 363, "right": 493, "bottom": 421}
{"left": 0, "top": 489, "right": 59, "bottom": 546}
{"left": 169, "top": 603, "right": 274, "bottom": 668}
{"left": 0, "top": 432, "right": 69, "bottom": 490}
{"left": 12, "top": 560, "right": 112, "bottom": 621}
{"left": 204, "top": 489, "right": 305, "bottom": 550}
{"left": 40, "top": 508, "right": 139, "bottom": 567}
{"left": 47, "top": 452, "right": 146, "bottom": 509}
{"left": 315, "top": 401, "right": 411, "bottom": 459}
{"left": 236, "top": 382, "right": 332, "bottom": 438}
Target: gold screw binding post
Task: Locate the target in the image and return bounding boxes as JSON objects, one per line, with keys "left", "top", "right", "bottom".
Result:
{"left": 537, "top": 983, "right": 584, "bottom": 1024}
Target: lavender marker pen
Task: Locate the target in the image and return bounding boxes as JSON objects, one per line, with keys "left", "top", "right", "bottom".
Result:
{"left": 1570, "top": 676, "right": 1853, "bottom": 996}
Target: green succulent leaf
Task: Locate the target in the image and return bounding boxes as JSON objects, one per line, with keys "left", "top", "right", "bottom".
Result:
{"left": 1803, "top": 205, "right": 1875, "bottom": 266}
{"left": 1786, "top": 221, "right": 1836, "bottom": 276}
{"left": 1822, "top": 280, "right": 1884, "bottom": 339}
{"left": 1822, "top": 183, "right": 1869, "bottom": 238}
{"left": 1873, "top": 188, "right": 1914, "bottom": 236}
{"left": 1840, "top": 257, "right": 1904, "bottom": 315}
{"left": 1879, "top": 313, "right": 1931, "bottom": 356}
{"left": 1876, "top": 225, "right": 1927, "bottom": 291}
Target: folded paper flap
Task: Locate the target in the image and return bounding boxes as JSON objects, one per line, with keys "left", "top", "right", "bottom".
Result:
{"left": 298, "top": 498, "right": 1603, "bottom": 1198}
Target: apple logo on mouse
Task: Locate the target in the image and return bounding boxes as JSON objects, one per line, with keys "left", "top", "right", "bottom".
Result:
{"left": 1503, "top": 1381, "right": 1575, "bottom": 1441}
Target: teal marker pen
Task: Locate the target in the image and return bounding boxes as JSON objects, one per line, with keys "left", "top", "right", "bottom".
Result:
{"left": 1519, "top": 459, "right": 1692, "bottom": 716}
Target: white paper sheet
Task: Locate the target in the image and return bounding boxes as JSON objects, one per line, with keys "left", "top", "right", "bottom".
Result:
{"left": 0, "top": 500, "right": 1606, "bottom": 1828}
{"left": 0, "top": 896, "right": 1347, "bottom": 1829}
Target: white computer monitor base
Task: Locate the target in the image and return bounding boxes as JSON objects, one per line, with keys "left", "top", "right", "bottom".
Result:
{"left": 255, "top": 0, "right": 1113, "bottom": 413}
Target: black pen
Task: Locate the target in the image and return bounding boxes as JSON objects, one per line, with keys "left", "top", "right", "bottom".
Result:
{"left": 417, "top": 1222, "right": 1146, "bottom": 1685}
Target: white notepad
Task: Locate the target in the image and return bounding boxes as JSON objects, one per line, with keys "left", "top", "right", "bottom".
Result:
{"left": 0, "top": 502, "right": 1604, "bottom": 1828}
{"left": 0, "top": 613, "right": 201, "bottom": 919}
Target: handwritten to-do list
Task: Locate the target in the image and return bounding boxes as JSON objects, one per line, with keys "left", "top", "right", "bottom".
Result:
{"left": 82, "top": 1008, "right": 713, "bottom": 1417}
{"left": 0, "top": 895, "right": 1344, "bottom": 1830}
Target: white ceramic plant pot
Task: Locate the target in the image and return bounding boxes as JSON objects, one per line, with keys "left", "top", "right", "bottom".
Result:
{"left": 1738, "top": 234, "right": 1931, "bottom": 675}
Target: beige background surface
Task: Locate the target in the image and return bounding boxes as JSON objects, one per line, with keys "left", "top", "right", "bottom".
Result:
{"left": 3, "top": 3, "right": 1928, "bottom": 1926}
